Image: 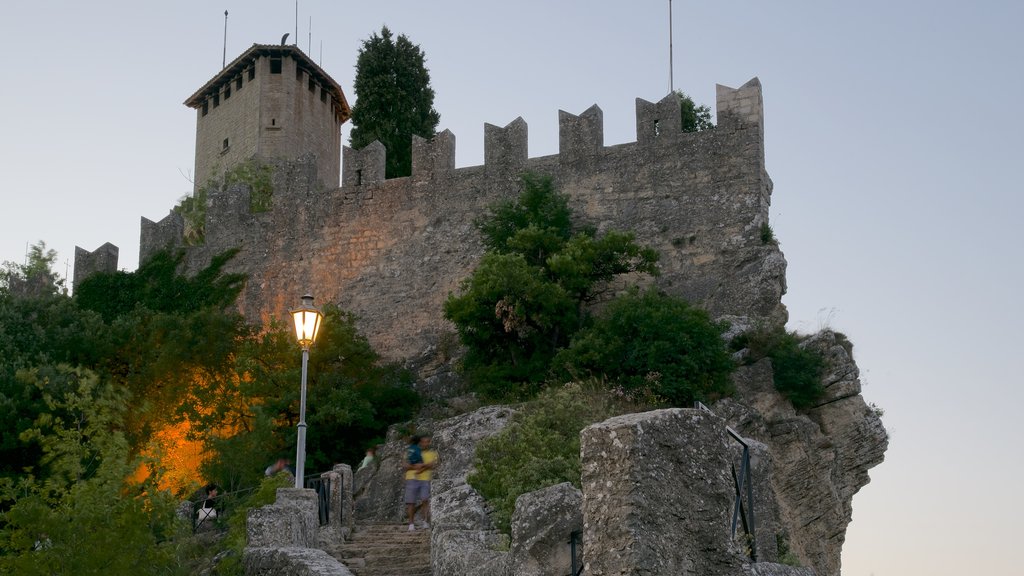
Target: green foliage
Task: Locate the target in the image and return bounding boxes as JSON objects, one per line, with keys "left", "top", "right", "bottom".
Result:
{"left": 350, "top": 26, "right": 441, "bottom": 178}
{"left": 675, "top": 90, "right": 715, "bottom": 132}
{"left": 553, "top": 289, "right": 734, "bottom": 406}
{"left": 224, "top": 159, "right": 275, "bottom": 212}
{"left": 467, "top": 382, "right": 663, "bottom": 534}
{"left": 760, "top": 222, "right": 777, "bottom": 245}
{"left": 0, "top": 240, "right": 65, "bottom": 298}
{"left": 173, "top": 186, "right": 209, "bottom": 246}
{"left": 0, "top": 366, "right": 186, "bottom": 575}
{"left": 174, "top": 160, "right": 275, "bottom": 245}
{"left": 732, "top": 327, "right": 826, "bottom": 409}
{"left": 444, "top": 174, "right": 659, "bottom": 399}
{"left": 75, "top": 248, "right": 245, "bottom": 322}
{"left": 211, "top": 305, "right": 420, "bottom": 481}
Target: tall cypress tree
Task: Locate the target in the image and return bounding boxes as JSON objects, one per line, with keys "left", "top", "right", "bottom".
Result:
{"left": 350, "top": 26, "right": 441, "bottom": 179}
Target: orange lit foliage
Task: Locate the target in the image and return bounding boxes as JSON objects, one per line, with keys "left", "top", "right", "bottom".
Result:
{"left": 132, "top": 367, "right": 253, "bottom": 496}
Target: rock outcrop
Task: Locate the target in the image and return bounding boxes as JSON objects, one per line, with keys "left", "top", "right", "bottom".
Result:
{"left": 714, "top": 330, "right": 888, "bottom": 576}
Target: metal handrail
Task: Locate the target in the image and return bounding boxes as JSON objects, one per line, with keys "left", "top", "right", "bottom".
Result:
{"left": 569, "top": 530, "right": 584, "bottom": 576}
{"left": 727, "top": 426, "right": 757, "bottom": 562}
{"left": 696, "top": 401, "right": 757, "bottom": 562}
{"left": 305, "top": 474, "right": 332, "bottom": 526}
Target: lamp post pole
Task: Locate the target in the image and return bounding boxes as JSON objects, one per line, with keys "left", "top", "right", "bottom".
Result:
{"left": 295, "top": 342, "right": 310, "bottom": 488}
{"left": 290, "top": 293, "right": 323, "bottom": 490}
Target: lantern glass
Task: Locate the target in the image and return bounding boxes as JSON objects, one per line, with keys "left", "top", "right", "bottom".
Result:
{"left": 290, "top": 295, "right": 323, "bottom": 349}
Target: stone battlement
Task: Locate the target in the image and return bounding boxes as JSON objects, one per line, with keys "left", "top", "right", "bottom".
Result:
{"left": 76, "top": 78, "right": 786, "bottom": 364}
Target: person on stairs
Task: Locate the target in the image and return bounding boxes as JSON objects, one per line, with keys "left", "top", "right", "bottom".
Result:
{"left": 404, "top": 433, "right": 438, "bottom": 530}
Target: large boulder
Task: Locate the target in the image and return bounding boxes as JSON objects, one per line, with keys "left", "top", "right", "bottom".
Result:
{"left": 510, "top": 482, "right": 584, "bottom": 576}
{"left": 581, "top": 408, "right": 747, "bottom": 576}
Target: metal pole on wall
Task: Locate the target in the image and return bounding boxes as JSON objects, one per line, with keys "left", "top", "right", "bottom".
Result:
{"left": 295, "top": 346, "right": 310, "bottom": 488}
{"left": 222, "top": 10, "right": 228, "bottom": 69}
{"left": 668, "top": 0, "right": 674, "bottom": 92}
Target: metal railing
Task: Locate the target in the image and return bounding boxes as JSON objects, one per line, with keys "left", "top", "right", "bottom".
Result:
{"left": 697, "top": 401, "right": 757, "bottom": 562}
{"left": 568, "top": 530, "right": 584, "bottom": 576}
{"left": 727, "top": 426, "right": 757, "bottom": 562}
{"left": 304, "top": 473, "right": 333, "bottom": 527}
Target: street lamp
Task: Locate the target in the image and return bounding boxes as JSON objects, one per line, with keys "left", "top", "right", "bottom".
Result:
{"left": 290, "top": 293, "right": 324, "bottom": 488}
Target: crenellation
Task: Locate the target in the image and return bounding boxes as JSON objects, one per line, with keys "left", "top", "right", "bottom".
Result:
{"left": 558, "top": 104, "right": 604, "bottom": 161}
{"left": 716, "top": 77, "right": 764, "bottom": 132}
{"left": 72, "top": 242, "right": 119, "bottom": 290}
{"left": 140, "top": 212, "right": 185, "bottom": 265}
{"left": 342, "top": 141, "right": 386, "bottom": 187}
{"left": 484, "top": 117, "right": 528, "bottom": 171}
{"left": 636, "top": 93, "right": 684, "bottom": 146}
{"left": 411, "top": 129, "right": 456, "bottom": 181}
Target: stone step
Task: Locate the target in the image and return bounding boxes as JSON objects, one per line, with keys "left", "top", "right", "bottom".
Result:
{"left": 328, "top": 522, "right": 433, "bottom": 576}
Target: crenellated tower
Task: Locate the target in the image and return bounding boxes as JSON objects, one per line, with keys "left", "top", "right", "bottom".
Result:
{"left": 184, "top": 43, "right": 351, "bottom": 191}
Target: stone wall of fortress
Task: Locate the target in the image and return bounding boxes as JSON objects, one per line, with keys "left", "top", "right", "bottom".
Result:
{"left": 78, "top": 78, "right": 786, "bottom": 365}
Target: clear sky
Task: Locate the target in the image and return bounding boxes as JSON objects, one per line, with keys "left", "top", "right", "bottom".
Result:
{"left": 1, "top": 2, "right": 1020, "bottom": 574}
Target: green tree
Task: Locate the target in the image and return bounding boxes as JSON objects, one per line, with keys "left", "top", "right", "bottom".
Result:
{"left": 0, "top": 241, "right": 65, "bottom": 299}
{"left": 0, "top": 367, "right": 184, "bottom": 575}
{"left": 675, "top": 90, "right": 714, "bottom": 132}
{"left": 349, "top": 26, "right": 441, "bottom": 178}
{"left": 553, "top": 289, "right": 734, "bottom": 405}
{"left": 444, "top": 174, "right": 659, "bottom": 399}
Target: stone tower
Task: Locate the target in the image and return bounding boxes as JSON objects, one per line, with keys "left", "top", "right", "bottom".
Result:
{"left": 184, "top": 43, "right": 351, "bottom": 190}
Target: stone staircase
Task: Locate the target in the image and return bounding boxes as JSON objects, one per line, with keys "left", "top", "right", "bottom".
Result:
{"left": 327, "top": 523, "right": 432, "bottom": 576}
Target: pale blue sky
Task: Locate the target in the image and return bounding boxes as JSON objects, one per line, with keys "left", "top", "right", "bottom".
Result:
{"left": 1, "top": 2, "right": 1021, "bottom": 574}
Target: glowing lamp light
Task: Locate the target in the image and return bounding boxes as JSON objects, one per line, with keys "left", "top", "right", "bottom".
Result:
{"left": 291, "top": 294, "right": 324, "bottom": 350}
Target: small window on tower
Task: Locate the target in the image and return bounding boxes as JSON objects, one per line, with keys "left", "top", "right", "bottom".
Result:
{"left": 236, "top": 77, "right": 242, "bottom": 91}
{"left": 224, "top": 85, "right": 231, "bottom": 100}
{"left": 248, "top": 67, "right": 255, "bottom": 81}
{"left": 202, "top": 102, "right": 209, "bottom": 116}
{"left": 213, "top": 93, "right": 220, "bottom": 107}
{"left": 320, "top": 90, "right": 327, "bottom": 103}
{"left": 308, "top": 77, "right": 315, "bottom": 92}
{"left": 296, "top": 66, "right": 303, "bottom": 81}
{"left": 223, "top": 138, "right": 229, "bottom": 151}
{"left": 270, "top": 59, "right": 282, "bottom": 74}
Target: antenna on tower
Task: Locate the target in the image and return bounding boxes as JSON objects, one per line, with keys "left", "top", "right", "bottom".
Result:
{"left": 668, "top": 0, "right": 674, "bottom": 92}
{"left": 223, "top": 10, "right": 229, "bottom": 68}
{"left": 309, "top": 16, "right": 312, "bottom": 53}
{"left": 295, "top": 1, "right": 299, "bottom": 46}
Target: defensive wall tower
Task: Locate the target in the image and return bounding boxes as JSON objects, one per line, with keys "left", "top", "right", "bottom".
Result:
{"left": 183, "top": 43, "right": 351, "bottom": 191}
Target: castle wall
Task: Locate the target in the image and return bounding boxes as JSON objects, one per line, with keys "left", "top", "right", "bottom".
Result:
{"left": 126, "top": 78, "right": 785, "bottom": 363}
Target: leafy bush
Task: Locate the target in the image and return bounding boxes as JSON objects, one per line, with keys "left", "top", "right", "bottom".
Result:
{"left": 467, "top": 382, "right": 663, "bottom": 534}
{"left": 553, "top": 289, "right": 734, "bottom": 406}
{"left": 732, "top": 328, "right": 825, "bottom": 409}
{"left": 444, "top": 174, "right": 659, "bottom": 400}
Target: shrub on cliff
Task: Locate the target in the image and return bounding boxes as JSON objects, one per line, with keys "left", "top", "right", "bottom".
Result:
{"left": 732, "top": 327, "right": 826, "bottom": 409}
{"left": 467, "top": 382, "right": 663, "bottom": 534}
{"left": 444, "top": 174, "right": 659, "bottom": 399}
{"left": 349, "top": 26, "right": 440, "bottom": 178}
{"left": 553, "top": 289, "right": 734, "bottom": 406}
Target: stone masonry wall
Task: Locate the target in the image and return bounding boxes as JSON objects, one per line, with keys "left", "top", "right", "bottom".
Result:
{"left": 79, "top": 78, "right": 784, "bottom": 365}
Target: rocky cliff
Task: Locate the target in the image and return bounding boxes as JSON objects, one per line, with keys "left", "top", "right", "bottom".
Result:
{"left": 351, "top": 329, "right": 887, "bottom": 576}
